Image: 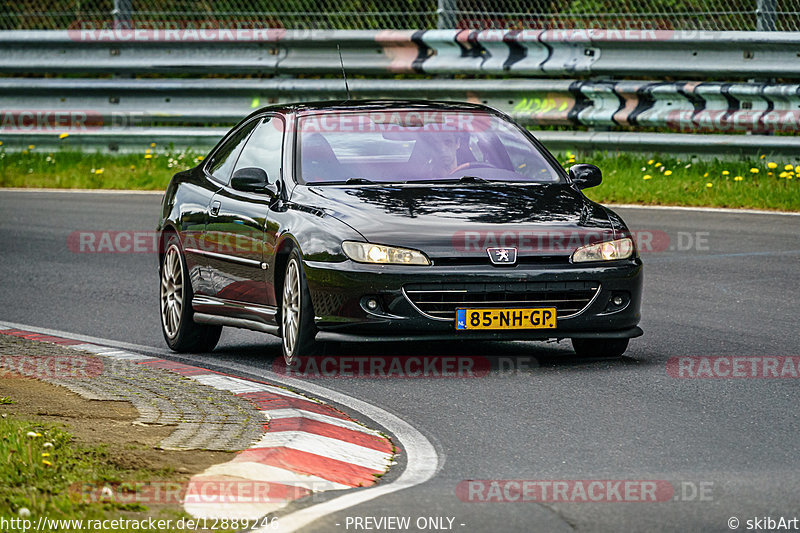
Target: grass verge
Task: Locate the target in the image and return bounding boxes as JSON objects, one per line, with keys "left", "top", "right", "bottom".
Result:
{"left": 572, "top": 152, "right": 800, "bottom": 212}
{"left": 0, "top": 414, "right": 177, "bottom": 530}
{"left": 0, "top": 145, "right": 797, "bottom": 211}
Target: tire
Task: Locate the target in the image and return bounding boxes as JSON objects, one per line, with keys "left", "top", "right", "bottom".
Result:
{"left": 571, "top": 338, "right": 629, "bottom": 358}
{"left": 160, "top": 234, "right": 222, "bottom": 352}
{"left": 281, "top": 249, "right": 317, "bottom": 365}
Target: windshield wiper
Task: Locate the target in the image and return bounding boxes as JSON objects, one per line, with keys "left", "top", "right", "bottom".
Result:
{"left": 344, "top": 178, "right": 377, "bottom": 185}
{"left": 404, "top": 176, "right": 492, "bottom": 185}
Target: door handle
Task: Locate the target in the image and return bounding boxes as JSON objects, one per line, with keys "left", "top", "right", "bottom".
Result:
{"left": 210, "top": 200, "right": 221, "bottom": 216}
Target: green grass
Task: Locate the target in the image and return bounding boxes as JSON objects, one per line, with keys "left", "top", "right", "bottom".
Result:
{"left": 0, "top": 145, "right": 202, "bottom": 190}
{"left": 562, "top": 152, "right": 800, "bottom": 211}
{"left": 1, "top": 145, "right": 798, "bottom": 211}
{"left": 0, "top": 415, "right": 221, "bottom": 532}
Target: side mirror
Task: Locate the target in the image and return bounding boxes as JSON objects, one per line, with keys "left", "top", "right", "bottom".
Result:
{"left": 569, "top": 164, "right": 603, "bottom": 190}
{"left": 231, "top": 167, "right": 280, "bottom": 197}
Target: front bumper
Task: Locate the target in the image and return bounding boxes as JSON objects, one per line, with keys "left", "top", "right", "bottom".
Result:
{"left": 303, "top": 258, "right": 643, "bottom": 341}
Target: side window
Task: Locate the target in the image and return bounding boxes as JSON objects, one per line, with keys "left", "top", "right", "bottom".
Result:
{"left": 233, "top": 116, "right": 285, "bottom": 182}
{"left": 206, "top": 121, "right": 257, "bottom": 185}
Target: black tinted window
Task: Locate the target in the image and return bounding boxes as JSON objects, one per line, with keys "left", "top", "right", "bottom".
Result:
{"left": 234, "top": 116, "right": 285, "bottom": 182}
{"left": 207, "top": 121, "right": 257, "bottom": 184}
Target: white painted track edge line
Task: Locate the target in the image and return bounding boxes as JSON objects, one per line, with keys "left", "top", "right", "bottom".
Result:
{"left": 0, "top": 189, "right": 796, "bottom": 215}
{"left": 0, "top": 188, "right": 164, "bottom": 194}
{"left": 607, "top": 203, "right": 800, "bottom": 216}
{"left": 0, "top": 321, "right": 441, "bottom": 532}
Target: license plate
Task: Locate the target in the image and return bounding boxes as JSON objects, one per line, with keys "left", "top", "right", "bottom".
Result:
{"left": 455, "top": 308, "right": 557, "bottom": 330}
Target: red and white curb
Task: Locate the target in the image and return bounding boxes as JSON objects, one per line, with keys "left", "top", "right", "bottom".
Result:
{"left": 0, "top": 324, "right": 396, "bottom": 520}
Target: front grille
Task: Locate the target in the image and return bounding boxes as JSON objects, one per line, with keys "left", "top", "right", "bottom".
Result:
{"left": 432, "top": 255, "right": 571, "bottom": 267}
{"left": 404, "top": 281, "right": 600, "bottom": 321}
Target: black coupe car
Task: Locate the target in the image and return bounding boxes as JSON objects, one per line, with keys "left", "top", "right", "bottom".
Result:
{"left": 158, "top": 100, "right": 642, "bottom": 363}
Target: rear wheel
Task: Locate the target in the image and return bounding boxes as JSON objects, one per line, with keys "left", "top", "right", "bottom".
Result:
{"left": 571, "top": 338, "right": 629, "bottom": 358}
{"left": 160, "top": 235, "right": 221, "bottom": 352}
{"left": 281, "top": 249, "right": 317, "bottom": 365}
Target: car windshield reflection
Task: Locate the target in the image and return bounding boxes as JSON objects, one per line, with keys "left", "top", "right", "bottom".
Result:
{"left": 296, "top": 110, "right": 563, "bottom": 185}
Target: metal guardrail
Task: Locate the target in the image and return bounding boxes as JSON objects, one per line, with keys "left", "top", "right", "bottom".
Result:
{"left": 4, "top": 128, "right": 800, "bottom": 157}
{"left": 1, "top": 30, "right": 800, "bottom": 155}
{"left": 2, "top": 77, "right": 798, "bottom": 133}
{"left": 1, "top": 29, "right": 800, "bottom": 78}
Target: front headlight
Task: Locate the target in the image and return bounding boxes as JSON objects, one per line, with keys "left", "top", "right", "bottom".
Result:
{"left": 572, "top": 237, "right": 634, "bottom": 263}
{"left": 342, "top": 241, "right": 431, "bottom": 266}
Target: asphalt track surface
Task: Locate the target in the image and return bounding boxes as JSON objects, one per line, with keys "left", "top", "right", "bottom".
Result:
{"left": 1, "top": 190, "right": 799, "bottom": 533}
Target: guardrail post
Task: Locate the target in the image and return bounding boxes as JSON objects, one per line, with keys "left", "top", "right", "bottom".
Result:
{"left": 437, "top": 0, "right": 458, "bottom": 29}
{"left": 756, "top": 0, "right": 777, "bottom": 30}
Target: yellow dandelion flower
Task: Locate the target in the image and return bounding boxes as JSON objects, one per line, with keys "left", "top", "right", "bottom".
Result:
{"left": 734, "top": 176, "right": 743, "bottom": 181}
{"left": 94, "top": 168, "right": 104, "bottom": 174}
{"left": 759, "top": 154, "right": 766, "bottom": 159}
{"left": 664, "top": 170, "right": 673, "bottom": 176}
{"left": 195, "top": 156, "right": 204, "bottom": 161}
{"left": 643, "top": 174, "right": 652, "bottom": 180}
{"left": 41, "top": 452, "right": 50, "bottom": 457}
{"left": 788, "top": 175, "right": 794, "bottom": 180}
{"left": 785, "top": 164, "right": 793, "bottom": 171}
{"left": 130, "top": 165, "right": 136, "bottom": 170}
{"left": 0, "top": 141, "right": 3, "bottom": 146}
{"left": 42, "top": 460, "right": 52, "bottom": 466}
{"left": 145, "top": 148, "right": 151, "bottom": 154}
{"left": 58, "top": 133, "right": 69, "bottom": 139}
{"left": 647, "top": 159, "right": 654, "bottom": 165}
{"left": 144, "top": 154, "right": 153, "bottom": 159}
{"left": 721, "top": 170, "right": 730, "bottom": 175}
{"left": 150, "top": 142, "right": 156, "bottom": 147}
{"left": 703, "top": 172, "right": 709, "bottom": 177}
{"left": 795, "top": 166, "right": 800, "bottom": 174}
{"left": 750, "top": 168, "right": 759, "bottom": 174}
{"left": 779, "top": 172, "right": 788, "bottom": 178}
{"left": 767, "top": 162, "right": 778, "bottom": 169}
{"left": 28, "top": 145, "right": 35, "bottom": 150}
{"left": 655, "top": 162, "right": 662, "bottom": 167}
{"left": 706, "top": 182, "right": 713, "bottom": 188}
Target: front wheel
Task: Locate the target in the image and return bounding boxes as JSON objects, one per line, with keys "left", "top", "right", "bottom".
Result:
{"left": 281, "top": 249, "right": 317, "bottom": 365}
{"left": 160, "top": 235, "right": 221, "bottom": 352}
{"left": 571, "top": 338, "right": 629, "bottom": 358}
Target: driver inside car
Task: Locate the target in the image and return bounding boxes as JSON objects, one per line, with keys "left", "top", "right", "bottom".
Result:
{"left": 418, "top": 132, "right": 478, "bottom": 177}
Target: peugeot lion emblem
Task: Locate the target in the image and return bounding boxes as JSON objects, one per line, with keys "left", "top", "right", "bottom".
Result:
{"left": 487, "top": 247, "right": 518, "bottom": 265}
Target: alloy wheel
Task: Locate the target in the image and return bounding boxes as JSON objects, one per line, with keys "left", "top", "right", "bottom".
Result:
{"left": 160, "top": 244, "right": 184, "bottom": 339}
{"left": 282, "top": 258, "right": 301, "bottom": 357}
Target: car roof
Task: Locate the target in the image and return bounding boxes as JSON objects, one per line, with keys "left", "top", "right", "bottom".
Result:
{"left": 243, "top": 99, "right": 501, "bottom": 119}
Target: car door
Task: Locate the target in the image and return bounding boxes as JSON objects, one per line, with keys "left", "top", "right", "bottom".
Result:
{"left": 183, "top": 120, "right": 257, "bottom": 297}
{"left": 205, "top": 114, "right": 285, "bottom": 307}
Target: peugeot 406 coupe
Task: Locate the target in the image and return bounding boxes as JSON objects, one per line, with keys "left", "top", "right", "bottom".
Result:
{"left": 158, "top": 100, "right": 642, "bottom": 362}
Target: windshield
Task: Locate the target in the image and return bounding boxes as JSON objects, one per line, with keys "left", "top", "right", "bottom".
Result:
{"left": 296, "top": 110, "right": 563, "bottom": 185}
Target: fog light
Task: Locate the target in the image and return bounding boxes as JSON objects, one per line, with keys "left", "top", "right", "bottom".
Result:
{"left": 366, "top": 298, "right": 379, "bottom": 310}
{"left": 612, "top": 295, "right": 624, "bottom": 306}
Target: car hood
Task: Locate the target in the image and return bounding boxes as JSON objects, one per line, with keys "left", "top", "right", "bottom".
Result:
{"left": 295, "top": 183, "right": 619, "bottom": 257}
